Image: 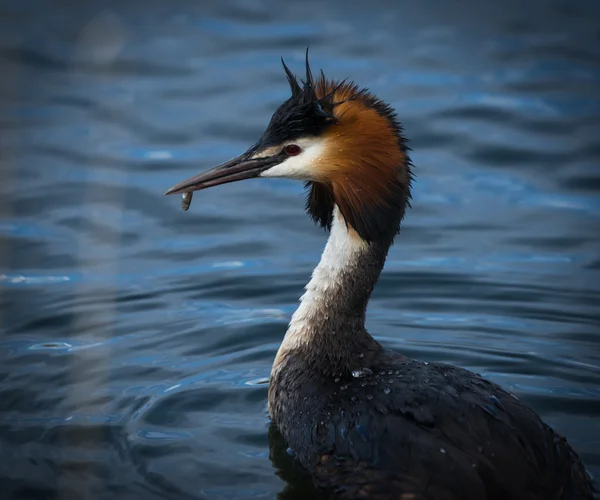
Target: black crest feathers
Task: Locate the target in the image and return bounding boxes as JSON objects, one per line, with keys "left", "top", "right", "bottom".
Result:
{"left": 259, "top": 48, "right": 337, "bottom": 148}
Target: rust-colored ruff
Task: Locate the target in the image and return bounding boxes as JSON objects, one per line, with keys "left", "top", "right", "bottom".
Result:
{"left": 312, "top": 78, "right": 410, "bottom": 242}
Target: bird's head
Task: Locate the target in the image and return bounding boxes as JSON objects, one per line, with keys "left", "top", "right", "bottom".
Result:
{"left": 166, "top": 50, "right": 412, "bottom": 243}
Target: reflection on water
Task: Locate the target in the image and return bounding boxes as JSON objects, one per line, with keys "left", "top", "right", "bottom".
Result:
{"left": 1, "top": 0, "right": 599, "bottom": 498}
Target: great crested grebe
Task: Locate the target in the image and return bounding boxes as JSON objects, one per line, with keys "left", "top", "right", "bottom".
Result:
{"left": 165, "top": 51, "right": 593, "bottom": 500}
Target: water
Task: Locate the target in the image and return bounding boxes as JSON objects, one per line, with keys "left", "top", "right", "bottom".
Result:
{"left": 1, "top": 0, "right": 599, "bottom": 498}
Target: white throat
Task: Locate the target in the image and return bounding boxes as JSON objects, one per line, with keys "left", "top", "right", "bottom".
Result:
{"left": 273, "top": 207, "right": 369, "bottom": 366}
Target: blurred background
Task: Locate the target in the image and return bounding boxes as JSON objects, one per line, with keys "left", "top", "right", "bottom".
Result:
{"left": 1, "top": 0, "right": 599, "bottom": 498}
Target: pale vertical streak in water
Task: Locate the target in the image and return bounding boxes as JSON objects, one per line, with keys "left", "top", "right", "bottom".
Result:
{"left": 57, "top": 12, "right": 128, "bottom": 500}
{"left": 0, "top": 42, "right": 17, "bottom": 335}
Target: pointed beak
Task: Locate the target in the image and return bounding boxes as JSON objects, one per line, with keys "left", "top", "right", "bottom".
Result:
{"left": 164, "top": 150, "right": 282, "bottom": 196}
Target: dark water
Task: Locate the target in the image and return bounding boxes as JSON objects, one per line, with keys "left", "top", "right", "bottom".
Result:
{"left": 1, "top": 0, "right": 599, "bottom": 498}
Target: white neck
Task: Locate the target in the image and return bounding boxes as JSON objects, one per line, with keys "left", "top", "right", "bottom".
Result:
{"left": 273, "top": 207, "right": 369, "bottom": 365}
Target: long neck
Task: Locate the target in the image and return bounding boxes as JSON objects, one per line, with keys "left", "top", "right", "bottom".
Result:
{"left": 273, "top": 207, "right": 391, "bottom": 376}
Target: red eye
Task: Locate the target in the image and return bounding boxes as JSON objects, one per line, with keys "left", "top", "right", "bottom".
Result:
{"left": 284, "top": 144, "right": 301, "bottom": 156}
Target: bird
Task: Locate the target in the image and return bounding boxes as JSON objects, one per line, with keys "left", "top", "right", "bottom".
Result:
{"left": 165, "top": 50, "right": 594, "bottom": 500}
